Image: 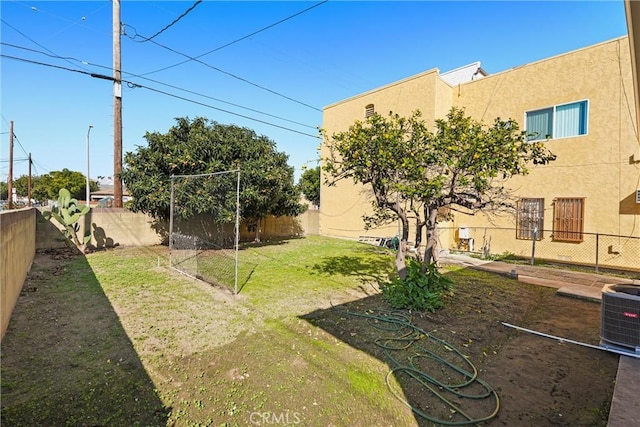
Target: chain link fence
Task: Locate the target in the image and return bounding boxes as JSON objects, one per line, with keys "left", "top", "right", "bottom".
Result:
{"left": 439, "top": 227, "right": 640, "bottom": 274}
{"left": 169, "top": 171, "right": 242, "bottom": 293}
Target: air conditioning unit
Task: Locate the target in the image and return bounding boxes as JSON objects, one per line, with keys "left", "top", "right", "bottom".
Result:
{"left": 600, "top": 284, "right": 640, "bottom": 354}
{"left": 636, "top": 189, "right": 640, "bottom": 204}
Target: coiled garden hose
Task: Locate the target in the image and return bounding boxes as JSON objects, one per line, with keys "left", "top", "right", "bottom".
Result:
{"left": 343, "top": 308, "right": 500, "bottom": 425}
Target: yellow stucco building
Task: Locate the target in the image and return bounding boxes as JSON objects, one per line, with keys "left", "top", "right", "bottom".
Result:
{"left": 321, "top": 36, "right": 640, "bottom": 270}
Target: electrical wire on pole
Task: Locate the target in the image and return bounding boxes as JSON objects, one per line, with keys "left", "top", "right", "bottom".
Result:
{"left": 8, "top": 121, "right": 14, "bottom": 209}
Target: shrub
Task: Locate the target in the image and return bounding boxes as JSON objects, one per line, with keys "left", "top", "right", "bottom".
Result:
{"left": 381, "top": 260, "right": 453, "bottom": 312}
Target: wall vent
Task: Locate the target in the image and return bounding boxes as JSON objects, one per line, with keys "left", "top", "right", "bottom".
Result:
{"left": 601, "top": 284, "right": 640, "bottom": 353}
{"left": 636, "top": 189, "right": 640, "bottom": 204}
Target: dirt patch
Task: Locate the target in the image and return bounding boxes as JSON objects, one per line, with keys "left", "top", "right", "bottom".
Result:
{"left": 303, "top": 267, "right": 619, "bottom": 426}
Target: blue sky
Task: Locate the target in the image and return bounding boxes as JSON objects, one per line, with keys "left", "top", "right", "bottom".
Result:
{"left": 0, "top": 1, "right": 629, "bottom": 184}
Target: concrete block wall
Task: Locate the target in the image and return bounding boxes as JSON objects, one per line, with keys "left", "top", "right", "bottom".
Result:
{"left": 1, "top": 208, "right": 36, "bottom": 339}
{"left": 36, "top": 208, "right": 165, "bottom": 250}
{"left": 35, "top": 209, "right": 320, "bottom": 249}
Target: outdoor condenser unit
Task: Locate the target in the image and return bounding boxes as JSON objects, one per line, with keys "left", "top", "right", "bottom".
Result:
{"left": 600, "top": 284, "right": 640, "bottom": 354}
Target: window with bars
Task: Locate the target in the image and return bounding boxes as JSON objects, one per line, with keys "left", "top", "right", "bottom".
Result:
{"left": 552, "top": 197, "right": 585, "bottom": 242}
{"left": 516, "top": 198, "right": 544, "bottom": 240}
{"left": 365, "top": 104, "right": 375, "bottom": 118}
{"left": 526, "top": 100, "right": 588, "bottom": 141}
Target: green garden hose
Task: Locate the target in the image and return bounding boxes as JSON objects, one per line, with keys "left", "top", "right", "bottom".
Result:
{"left": 343, "top": 308, "right": 500, "bottom": 425}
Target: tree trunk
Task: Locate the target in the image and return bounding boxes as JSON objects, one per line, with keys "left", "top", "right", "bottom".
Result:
{"left": 370, "top": 175, "right": 410, "bottom": 279}
{"left": 254, "top": 218, "right": 262, "bottom": 243}
{"left": 395, "top": 207, "right": 410, "bottom": 280}
{"left": 422, "top": 207, "right": 440, "bottom": 269}
{"left": 395, "top": 239, "right": 407, "bottom": 279}
{"left": 413, "top": 217, "right": 424, "bottom": 261}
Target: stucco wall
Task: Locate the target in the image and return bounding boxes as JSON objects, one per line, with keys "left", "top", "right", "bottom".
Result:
{"left": 320, "top": 36, "right": 640, "bottom": 269}
{"left": 1, "top": 208, "right": 35, "bottom": 340}
{"left": 298, "top": 208, "right": 319, "bottom": 236}
{"left": 451, "top": 37, "right": 639, "bottom": 234}
{"left": 321, "top": 69, "right": 452, "bottom": 239}
{"left": 445, "top": 37, "right": 640, "bottom": 261}
{"left": 36, "top": 209, "right": 164, "bottom": 249}
{"left": 37, "top": 208, "right": 320, "bottom": 249}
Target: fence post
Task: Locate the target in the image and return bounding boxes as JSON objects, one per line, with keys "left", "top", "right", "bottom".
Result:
{"left": 595, "top": 233, "right": 599, "bottom": 273}
{"left": 530, "top": 228, "right": 537, "bottom": 265}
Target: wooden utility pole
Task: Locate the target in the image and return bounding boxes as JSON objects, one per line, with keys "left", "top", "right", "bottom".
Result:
{"left": 28, "top": 153, "right": 32, "bottom": 207}
{"left": 7, "top": 121, "right": 13, "bottom": 209}
{"left": 113, "top": 0, "right": 123, "bottom": 208}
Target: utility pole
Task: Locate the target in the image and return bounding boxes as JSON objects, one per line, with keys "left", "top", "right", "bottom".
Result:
{"left": 113, "top": 0, "right": 123, "bottom": 208}
{"left": 86, "top": 125, "right": 93, "bottom": 207}
{"left": 8, "top": 121, "right": 13, "bottom": 209}
{"left": 28, "top": 153, "right": 32, "bottom": 207}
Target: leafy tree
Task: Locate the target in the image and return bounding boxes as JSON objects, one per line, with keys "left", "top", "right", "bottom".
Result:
{"left": 298, "top": 165, "right": 320, "bottom": 207}
{"left": 0, "top": 181, "right": 7, "bottom": 200}
{"left": 13, "top": 175, "right": 30, "bottom": 197}
{"left": 31, "top": 174, "right": 53, "bottom": 203}
{"left": 14, "top": 170, "right": 98, "bottom": 203}
{"left": 48, "top": 169, "right": 87, "bottom": 200}
{"left": 323, "top": 107, "right": 556, "bottom": 279}
{"left": 120, "top": 117, "right": 304, "bottom": 241}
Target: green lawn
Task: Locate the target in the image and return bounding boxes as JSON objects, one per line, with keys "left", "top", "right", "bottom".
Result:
{"left": 2, "top": 235, "right": 416, "bottom": 426}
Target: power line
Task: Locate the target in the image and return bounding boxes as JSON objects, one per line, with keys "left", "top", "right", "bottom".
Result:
{"left": 131, "top": 0, "right": 328, "bottom": 76}
{"left": 31, "top": 159, "right": 51, "bottom": 176}
{"left": 1, "top": 54, "right": 321, "bottom": 139}
{"left": 136, "top": 0, "right": 202, "bottom": 42}
{"left": 12, "top": 0, "right": 111, "bottom": 37}
{"left": 121, "top": 2, "right": 326, "bottom": 112}
{"left": 141, "top": 37, "right": 321, "bottom": 112}
{"left": 1, "top": 41, "right": 94, "bottom": 69}
{"left": 2, "top": 53, "right": 91, "bottom": 77}
{"left": 1, "top": 18, "right": 92, "bottom": 72}
{"left": 0, "top": 158, "right": 29, "bottom": 163}
{"left": 129, "top": 82, "right": 320, "bottom": 138}
{"left": 124, "top": 77, "right": 317, "bottom": 130}
{"left": 11, "top": 134, "right": 29, "bottom": 158}
{"left": 1, "top": 114, "right": 29, "bottom": 158}
{"left": 2, "top": 42, "right": 317, "bottom": 130}
{"left": 5, "top": 3, "right": 324, "bottom": 114}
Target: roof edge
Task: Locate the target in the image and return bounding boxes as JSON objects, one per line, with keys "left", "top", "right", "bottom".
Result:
{"left": 323, "top": 67, "right": 440, "bottom": 110}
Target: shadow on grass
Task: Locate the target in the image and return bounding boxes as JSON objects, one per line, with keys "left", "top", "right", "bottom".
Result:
{"left": 0, "top": 248, "right": 170, "bottom": 426}
{"left": 239, "top": 235, "right": 305, "bottom": 250}
{"left": 300, "top": 283, "right": 500, "bottom": 427}
{"left": 310, "top": 245, "right": 397, "bottom": 285}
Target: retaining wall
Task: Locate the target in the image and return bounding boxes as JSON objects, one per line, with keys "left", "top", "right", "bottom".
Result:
{"left": 1, "top": 208, "right": 36, "bottom": 339}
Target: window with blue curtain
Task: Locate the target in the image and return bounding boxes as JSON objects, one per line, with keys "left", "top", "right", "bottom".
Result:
{"left": 526, "top": 108, "right": 553, "bottom": 141}
{"left": 555, "top": 101, "right": 588, "bottom": 138}
{"left": 526, "top": 100, "right": 588, "bottom": 140}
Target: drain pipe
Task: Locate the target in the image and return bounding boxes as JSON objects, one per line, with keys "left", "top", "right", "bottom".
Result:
{"left": 502, "top": 322, "right": 640, "bottom": 359}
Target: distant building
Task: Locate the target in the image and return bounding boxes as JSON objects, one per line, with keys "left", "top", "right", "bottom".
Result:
{"left": 91, "top": 178, "right": 131, "bottom": 206}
